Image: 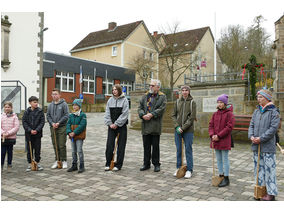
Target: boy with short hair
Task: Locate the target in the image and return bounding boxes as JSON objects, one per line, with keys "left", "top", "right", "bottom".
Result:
{"left": 47, "top": 88, "right": 69, "bottom": 169}
{"left": 22, "top": 96, "right": 45, "bottom": 171}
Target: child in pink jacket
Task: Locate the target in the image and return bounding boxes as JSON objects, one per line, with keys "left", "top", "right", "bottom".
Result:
{"left": 1, "top": 101, "right": 20, "bottom": 171}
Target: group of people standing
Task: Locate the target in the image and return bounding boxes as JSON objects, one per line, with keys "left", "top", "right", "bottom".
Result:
{"left": 104, "top": 79, "right": 282, "bottom": 201}
{"left": 1, "top": 88, "right": 87, "bottom": 173}
{"left": 1, "top": 79, "right": 283, "bottom": 201}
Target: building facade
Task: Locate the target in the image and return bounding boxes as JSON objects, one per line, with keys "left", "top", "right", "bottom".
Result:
{"left": 43, "top": 52, "right": 135, "bottom": 106}
{"left": 1, "top": 12, "right": 44, "bottom": 112}
{"left": 70, "top": 21, "right": 159, "bottom": 85}
{"left": 157, "top": 27, "right": 223, "bottom": 88}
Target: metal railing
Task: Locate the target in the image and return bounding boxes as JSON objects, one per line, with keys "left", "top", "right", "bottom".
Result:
{"left": 184, "top": 70, "right": 275, "bottom": 85}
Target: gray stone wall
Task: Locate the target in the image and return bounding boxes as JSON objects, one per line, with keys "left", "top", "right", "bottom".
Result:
{"left": 274, "top": 15, "right": 284, "bottom": 140}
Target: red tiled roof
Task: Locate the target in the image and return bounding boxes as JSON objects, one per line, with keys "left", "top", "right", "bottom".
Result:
{"left": 71, "top": 21, "right": 143, "bottom": 52}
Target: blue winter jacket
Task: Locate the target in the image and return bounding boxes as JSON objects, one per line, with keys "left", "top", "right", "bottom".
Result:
{"left": 248, "top": 104, "right": 280, "bottom": 153}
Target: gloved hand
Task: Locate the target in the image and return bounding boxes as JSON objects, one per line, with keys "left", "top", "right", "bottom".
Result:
{"left": 176, "top": 126, "right": 182, "bottom": 134}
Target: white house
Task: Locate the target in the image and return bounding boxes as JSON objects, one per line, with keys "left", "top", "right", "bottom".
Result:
{"left": 1, "top": 12, "right": 45, "bottom": 113}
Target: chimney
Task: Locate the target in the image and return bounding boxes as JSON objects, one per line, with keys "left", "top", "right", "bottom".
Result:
{"left": 153, "top": 31, "right": 158, "bottom": 37}
{"left": 108, "top": 22, "right": 117, "bottom": 31}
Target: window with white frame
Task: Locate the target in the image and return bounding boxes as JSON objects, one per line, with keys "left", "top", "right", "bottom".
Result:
{"left": 55, "top": 71, "right": 74, "bottom": 92}
{"left": 112, "top": 46, "right": 117, "bottom": 56}
{"left": 121, "top": 81, "right": 133, "bottom": 95}
{"left": 83, "top": 75, "right": 95, "bottom": 93}
{"left": 103, "top": 78, "right": 114, "bottom": 95}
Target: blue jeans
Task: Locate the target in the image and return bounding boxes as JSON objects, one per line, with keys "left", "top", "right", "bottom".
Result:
{"left": 70, "top": 139, "right": 84, "bottom": 164}
{"left": 174, "top": 132, "right": 193, "bottom": 172}
{"left": 215, "top": 149, "right": 230, "bottom": 176}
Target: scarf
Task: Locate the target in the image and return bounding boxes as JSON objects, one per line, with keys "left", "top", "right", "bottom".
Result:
{"left": 6, "top": 111, "right": 13, "bottom": 117}
{"left": 73, "top": 109, "right": 81, "bottom": 116}
{"left": 147, "top": 93, "right": 157, "bottom": 113}
{"left": 259, "top": 102, "right": 274, "bottom": 113}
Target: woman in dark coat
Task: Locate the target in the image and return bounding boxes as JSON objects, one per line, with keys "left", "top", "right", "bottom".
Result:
{"left": 209, "top": 94, "right": 235, "bottom": 187}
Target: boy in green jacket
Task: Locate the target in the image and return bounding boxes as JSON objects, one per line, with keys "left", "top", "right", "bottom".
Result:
{"left": 66, "top": 99, "right": 87, "bottom": 173}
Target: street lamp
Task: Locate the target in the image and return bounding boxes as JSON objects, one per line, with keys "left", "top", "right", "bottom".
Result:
{"left": 38, "top": 27, "right": 48, "bottom": 36}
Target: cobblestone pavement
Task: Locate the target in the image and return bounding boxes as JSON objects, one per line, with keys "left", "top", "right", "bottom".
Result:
{"left": 1, "top": 113, "right": 284, "bottom": 201}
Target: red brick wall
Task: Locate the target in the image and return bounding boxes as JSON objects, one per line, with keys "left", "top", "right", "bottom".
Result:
{"left": 46, "top": 72, "right": 95, "bottom": 104}
{"left": 96, "top": 77, "right": 103, "bottom": 94}
{"left": 114, "top": 79, "right": 120, "bottom": 85}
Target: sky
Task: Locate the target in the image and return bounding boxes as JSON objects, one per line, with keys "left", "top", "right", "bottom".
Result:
{"left": 1, "top": 0, "right": 284, "bottom": 55}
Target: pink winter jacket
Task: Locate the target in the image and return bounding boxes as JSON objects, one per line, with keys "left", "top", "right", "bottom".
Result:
{"left": 1, "top": 112, "right": 20, "bottom": 139}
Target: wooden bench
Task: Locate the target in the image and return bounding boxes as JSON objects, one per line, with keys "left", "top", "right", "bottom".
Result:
{"left": 233, "top": 114, "right": 282, "bottom": 132}
{"left": 233, "top": 115, "right": 252, "bottom": 132}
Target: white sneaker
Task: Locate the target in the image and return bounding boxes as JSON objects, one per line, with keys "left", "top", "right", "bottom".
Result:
{"left": 37, "top": 164, "right": 44, "bottom": 171}
{"left": 51, "top": 161, "right": 57, "bottom": 169}
{"left": 104, "top": 166, "right": 110, "bottom": 171}
{"left": 62, "top": 161, "right": 68, "bottom": 169}
{"left": 184, "top": 171, "right": 192, "bottom": 179}
{"left": 112, "top": 167, "right": 119, "bottom": 171}
{"left": 26, "top": 165, "right": 31, "bottom": 172}
{"left": 173, "top": 169, "right": 179, "bottom": 177}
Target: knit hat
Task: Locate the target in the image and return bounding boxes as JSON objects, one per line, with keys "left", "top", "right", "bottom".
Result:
{"left": 217, "top": 94, "right": 228, "bottom": 105}
{"left": 72, "top": 99, "right": 82, "bottom": 108}
{"left": 181, "top": 85, "right": 191, "bottom": 91}
{"left": 257, "top": 89, "right": 272, "bottom": 101}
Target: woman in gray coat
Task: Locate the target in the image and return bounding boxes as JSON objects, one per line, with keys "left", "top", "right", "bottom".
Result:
{"left": 248, "top": 89, "right": 280, "bottom": 201}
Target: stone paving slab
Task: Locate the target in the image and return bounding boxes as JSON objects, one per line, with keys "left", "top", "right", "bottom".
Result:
{"left": 1, "top": 112, "right": 284, "bottom": 201}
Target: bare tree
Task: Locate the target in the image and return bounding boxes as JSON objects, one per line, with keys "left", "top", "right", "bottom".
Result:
{"left": 217, "top": 15, "right": 273, "bottom": 73}
{"left": 217, "top": 25, "right": 246, "bottom": 73}
{"left": 127, "top": 52, "right": 157, "bottom": 90}
{"left": 158, "top": 22, "right": 200, "bottom": 99}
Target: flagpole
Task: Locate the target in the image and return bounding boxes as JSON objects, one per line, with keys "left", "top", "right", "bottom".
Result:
{"left": 214, "top": 12, "right": 217, "bottom": 81}
{"left": 80, "top": 65, "right": 82, "bottom": 96}
{"left": 94, "top": 67, "right": 96, "bottom": 104}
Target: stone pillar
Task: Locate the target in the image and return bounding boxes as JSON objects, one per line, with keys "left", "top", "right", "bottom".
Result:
{"left": 129, "top": 90, "right": 146, "bottom": 129}
{"left": 274, "top": 15, "right": 284, "bottom": 140}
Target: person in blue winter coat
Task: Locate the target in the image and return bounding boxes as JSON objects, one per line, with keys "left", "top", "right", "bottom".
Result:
{"left": 248, "top": 89, "right": 280, "bottom": 201}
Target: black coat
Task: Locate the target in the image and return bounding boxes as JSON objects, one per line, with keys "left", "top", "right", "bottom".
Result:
{"left": 22, "top": 107, "right": 45, "bottom": 138}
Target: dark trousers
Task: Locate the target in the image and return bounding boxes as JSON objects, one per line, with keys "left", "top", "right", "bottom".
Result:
{"left": 1, "top": 144, "right": 14, "bottom": 166}
{"left": 26, "top": 136, "right": 41, "bottom": 163}
{"left": 105, "top": 125, "right": 127, "bottom": 169}
{"left": 142, "top": 134, "right": 160, "bottom": 167}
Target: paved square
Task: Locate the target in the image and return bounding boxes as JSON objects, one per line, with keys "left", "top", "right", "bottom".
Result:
{"left": 1, "top": 113, "right": 284, "bottom": 201}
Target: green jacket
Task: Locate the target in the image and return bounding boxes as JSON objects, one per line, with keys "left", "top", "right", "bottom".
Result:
{"left": 172, "top": 95, "right": 196, "bottom": 133}
{"left": 138, "top": 91, "right": 167, "bottom": 135}
{"left": 66, "top": 110, "right": 87, "bottom": 136}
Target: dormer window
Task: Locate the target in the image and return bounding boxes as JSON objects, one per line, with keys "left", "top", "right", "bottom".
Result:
{"left": 112, "top": 46, "right": 117, "bottom": 56}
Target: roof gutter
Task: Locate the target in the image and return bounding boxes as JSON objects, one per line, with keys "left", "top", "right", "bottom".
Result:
{"left": 70, "top": 40, "right": 123, "bottom": 53}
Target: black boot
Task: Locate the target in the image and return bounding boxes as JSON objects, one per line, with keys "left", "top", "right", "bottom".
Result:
{"left": 78, "top": 163, "right": 85, "bottom": 173}
{"left": 218, "top": 176, "right": 230, "bottom": 187}
{"left": 67, "top": 163, "right": 78, "bottom": 172}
